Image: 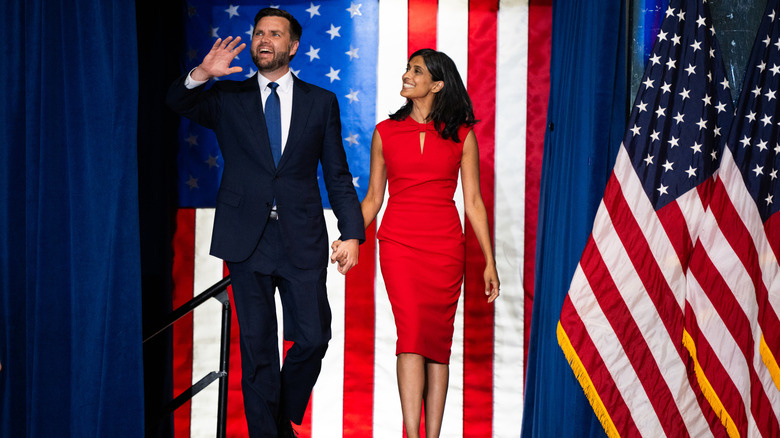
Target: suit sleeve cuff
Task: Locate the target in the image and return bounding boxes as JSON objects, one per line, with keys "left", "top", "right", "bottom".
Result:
{"left": 339, "top": 233, "right": 366, "bottom": 245}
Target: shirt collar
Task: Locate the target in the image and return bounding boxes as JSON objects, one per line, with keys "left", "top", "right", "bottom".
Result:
{"left": 257, "top": 70, "right": 293, "bottom": 93}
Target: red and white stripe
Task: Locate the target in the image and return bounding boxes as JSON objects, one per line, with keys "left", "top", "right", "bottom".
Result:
{"left": 684, "top": 147, "right": 780, "bottom": 437}
{"left": 558, "top": 147, "right": 721, "bottom": 437}
{"left": 172, "top": 1, "right": 549, "bottom": 436}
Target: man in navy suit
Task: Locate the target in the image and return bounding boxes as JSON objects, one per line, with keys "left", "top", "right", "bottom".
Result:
{"left": 167, "top": 8, "right": 364, "bottom": 437}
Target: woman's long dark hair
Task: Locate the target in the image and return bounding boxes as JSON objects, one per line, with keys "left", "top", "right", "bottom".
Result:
{"left": 389, "top": 48, "right": 477, "bottom": 143}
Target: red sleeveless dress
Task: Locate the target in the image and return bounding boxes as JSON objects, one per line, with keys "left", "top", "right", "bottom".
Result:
{"left": 376, "top": 117, "right": 470, "bottom": 364}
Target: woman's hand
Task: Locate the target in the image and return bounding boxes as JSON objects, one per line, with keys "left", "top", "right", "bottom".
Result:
{"left": 484, "top": 264, "right": 500, "bottom": 303}
{"left": 330, "top": 239, "right": 359, "bottom": 275}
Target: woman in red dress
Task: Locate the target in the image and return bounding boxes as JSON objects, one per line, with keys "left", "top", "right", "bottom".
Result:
{"left": 332, "top": 48, "right": 499, "bottom": 438}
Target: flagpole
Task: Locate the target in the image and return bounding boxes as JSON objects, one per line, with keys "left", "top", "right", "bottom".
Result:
{"left": 625, "top": 0, "right": 632, "bottom": 119}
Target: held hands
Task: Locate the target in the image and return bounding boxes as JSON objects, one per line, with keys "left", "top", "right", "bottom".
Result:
{"left": 191, "top": 36, "right": 246, "bottom": 81}
{"left": 330, "top": 239, "right": 360, "bottom": 275}
{"left": 330, "top": 237, "right": 498, "bottom": 300}
{"left": 484, "top": 263, "right": 500, "bottom": 303}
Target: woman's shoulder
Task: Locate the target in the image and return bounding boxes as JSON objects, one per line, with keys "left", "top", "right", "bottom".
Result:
{"left": 456, "top": 124, "right": 474, "bottom": 143}
{"left": 376, "top": 117, "right": 407, "bottom": 135}
{"left": 376, "top": 118, "right": 401, "bottom": 129}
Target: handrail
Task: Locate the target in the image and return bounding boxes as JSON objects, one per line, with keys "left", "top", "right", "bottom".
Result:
{"left": 144, "top": 275, "right": 232, "bottom": 438}
{"left": 144, "top": 276, "right": 232, "bottom": 342}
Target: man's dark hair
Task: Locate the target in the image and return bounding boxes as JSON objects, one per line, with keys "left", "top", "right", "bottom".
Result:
{"left": 253, "top": 8, "right": 302, "bottom": 42}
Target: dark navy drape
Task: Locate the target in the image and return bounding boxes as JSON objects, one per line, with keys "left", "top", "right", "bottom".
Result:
{"left": 521, "top": 1, "right": 626, "bottom": 436}
{"left": 0, "top": 1, "right": 144, "bottom": 436}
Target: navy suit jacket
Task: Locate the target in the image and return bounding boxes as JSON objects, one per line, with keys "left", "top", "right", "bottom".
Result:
{"left": 167, "top": 73, "right": 364, "bottom": 268}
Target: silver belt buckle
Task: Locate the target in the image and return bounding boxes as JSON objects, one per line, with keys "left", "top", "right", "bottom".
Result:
{"left": 269, "top": 210, "right": 279, "bottom": 221}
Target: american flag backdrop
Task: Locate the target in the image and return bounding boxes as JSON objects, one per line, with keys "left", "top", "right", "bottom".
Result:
{"left": 683, "top": 0, "right": 780, "bottom": 436}
{"left": 171, "top": 1, "right": 550, "bottom": 437}
{"left": 558, "top": 0, "right": 738, "bottom": 436}
{"left": 558, "top": 0, "right": 780, "bottom": 436}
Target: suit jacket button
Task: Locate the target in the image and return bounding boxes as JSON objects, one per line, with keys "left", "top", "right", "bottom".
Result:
{"left": 265, "top": 202, "right": 271, "bottom": 207}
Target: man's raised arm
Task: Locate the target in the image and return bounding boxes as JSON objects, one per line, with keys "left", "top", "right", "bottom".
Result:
{"left": 190, "top": 36, "right": 246, "bottom": 82}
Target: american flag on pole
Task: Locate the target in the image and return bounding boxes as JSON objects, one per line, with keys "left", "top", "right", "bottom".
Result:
{"left": 171, "top": 0, "right": 549, "bottom": 436}
{"left": 683, "top": 0, "right": 780, "bottom": 436}
{"left": 557, "top": 0, "right": 740, "bottom": 435}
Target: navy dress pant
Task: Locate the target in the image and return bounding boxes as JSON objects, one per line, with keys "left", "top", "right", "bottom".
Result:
{"left": 226, "top": 218, "right": 331, "bottom": 438}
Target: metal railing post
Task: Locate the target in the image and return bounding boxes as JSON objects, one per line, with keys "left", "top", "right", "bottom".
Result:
{"left": 143, "top": 276, "right": 233, "bottom": 436}
{"left": 214, "top": 289, "right": 231, "bottom": 438}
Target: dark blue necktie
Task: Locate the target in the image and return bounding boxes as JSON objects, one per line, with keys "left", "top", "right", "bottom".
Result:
{"left": 265, "top": 82, "right": 281, "bottom": 167}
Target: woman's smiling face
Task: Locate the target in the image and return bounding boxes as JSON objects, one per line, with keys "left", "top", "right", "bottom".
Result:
{"left": 400, "top": 55, "right": 442, "bottom": 100}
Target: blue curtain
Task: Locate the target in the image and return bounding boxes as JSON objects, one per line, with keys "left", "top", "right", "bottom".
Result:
{"left": 0, "top": 1, "right": 144, "bottom": 436}
{"left": 521, "top": 1, "right": 626, "bottom": 436}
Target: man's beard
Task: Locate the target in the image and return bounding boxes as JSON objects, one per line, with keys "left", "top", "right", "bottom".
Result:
{"left": 252, "top": 47, "right": 291, "bottom": 72}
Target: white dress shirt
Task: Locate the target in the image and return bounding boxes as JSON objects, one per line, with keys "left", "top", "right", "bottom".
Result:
{"left": 184, "top": 69, "right": 295, "bottom": 153}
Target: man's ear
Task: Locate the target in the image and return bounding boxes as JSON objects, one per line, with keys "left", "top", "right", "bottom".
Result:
{"left": 290, "top": 40, "right": 300, "bottom": 57}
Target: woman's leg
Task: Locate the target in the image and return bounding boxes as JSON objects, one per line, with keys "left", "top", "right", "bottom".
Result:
{"left": 423, "top": 361, "right": 449, "bottom": 438}
{"left": 397, "top": 353, "right": 425, "bottom": 438}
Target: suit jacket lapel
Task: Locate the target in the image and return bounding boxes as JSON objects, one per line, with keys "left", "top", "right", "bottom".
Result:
{"left": 236, "top": 75, "right": 276, "bottom": 168}
{"left": 277, "top": 76, "right": 313, "bottom": 171}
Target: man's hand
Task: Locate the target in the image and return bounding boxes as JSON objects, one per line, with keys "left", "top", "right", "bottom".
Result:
{"left": 192, "top": 36, "right": 246, "bottom": 81}
{"left": 330, "top": 239, "right": 359, "bottom": 275}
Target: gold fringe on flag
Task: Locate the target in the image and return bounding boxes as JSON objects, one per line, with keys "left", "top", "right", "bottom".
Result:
{"left": 760, "top": 334, "right": 780, "bottom": 393}
{"left": 681, "top": 329, "right": 740, "bottom": 438}
{"left": 556, "top": 322, "right": 620, "bottom": 438}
